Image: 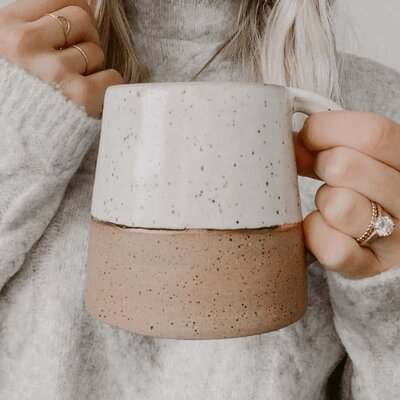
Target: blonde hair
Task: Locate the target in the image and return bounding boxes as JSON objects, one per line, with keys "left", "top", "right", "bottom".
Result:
{"left": 92, "top": 0, "right": 340, "bottom": 102}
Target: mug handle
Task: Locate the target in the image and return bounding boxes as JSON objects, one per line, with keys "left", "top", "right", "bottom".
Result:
{"left": 286, "top": 87, "right": 345, "bottom": 266}
{"left": 287, "top": 87, "right": 344, "bottom": 114}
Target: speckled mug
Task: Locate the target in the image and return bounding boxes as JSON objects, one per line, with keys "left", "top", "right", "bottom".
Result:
{"left": 85, "top": 82, "right": 341, "bottom": 340}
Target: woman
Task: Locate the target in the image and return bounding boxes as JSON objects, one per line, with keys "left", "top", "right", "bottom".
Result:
{"left": 0, "top": 0, "right": 399, "bottom": 398}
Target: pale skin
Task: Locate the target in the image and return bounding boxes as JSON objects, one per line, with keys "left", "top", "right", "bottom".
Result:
{"left": 0, "top": 0, "right": 123, "bottom": 118}
{"left": 1, "top": 1, "right": 399, "bottom": 280}
{"left": 294, "top": 113, "right": 400, "bottom": 279}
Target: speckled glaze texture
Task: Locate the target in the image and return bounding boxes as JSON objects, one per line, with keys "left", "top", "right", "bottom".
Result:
{"left": 91, "top": 83, "right": 302, "bottom": 229}
{"left": 85, "top": 218, "right": 307, "bottom": 339}
{"left": 86, "top": 82, "right": 342, "bottom": 339}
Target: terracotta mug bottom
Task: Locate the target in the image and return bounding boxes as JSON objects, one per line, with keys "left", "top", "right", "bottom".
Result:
{"left": 85, "top": 218, "right": 308, "bottom": 340}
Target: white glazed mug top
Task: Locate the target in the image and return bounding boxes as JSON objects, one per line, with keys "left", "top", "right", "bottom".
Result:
{"left": 91, "top": 82, "right": 342, "bottom": 229}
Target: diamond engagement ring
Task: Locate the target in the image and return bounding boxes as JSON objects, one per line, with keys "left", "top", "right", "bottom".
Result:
{"left": 356, "top": 200, "right": 396, "bottom": 246}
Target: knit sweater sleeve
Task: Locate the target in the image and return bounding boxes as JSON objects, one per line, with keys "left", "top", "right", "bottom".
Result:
{"left": 321, "top": 53, "right": 400, "bottom": 399}
{"left": 325, "top": 266, "right": 400, "bottom": 399}
{"left": 0, "top": 56, "right": 101, "bottom": 290}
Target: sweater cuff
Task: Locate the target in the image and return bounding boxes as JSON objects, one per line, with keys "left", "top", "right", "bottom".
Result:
{"left": 0, "top": 56, "right": 101, "bottom": 175}
{"left": 325, "top": 264, "right": 400, "bottom": 320}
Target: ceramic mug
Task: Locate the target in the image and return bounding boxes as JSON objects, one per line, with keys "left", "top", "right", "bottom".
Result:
{"left": 85, "top": 82, "right": 342, "bottom": 340}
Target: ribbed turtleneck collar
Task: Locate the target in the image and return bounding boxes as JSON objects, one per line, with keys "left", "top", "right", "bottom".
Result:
{"left": 124, "top": 0, "right": 240, "bottom": 82}
{"left": 128, "top": 0, "right": 238, "bottom": 41}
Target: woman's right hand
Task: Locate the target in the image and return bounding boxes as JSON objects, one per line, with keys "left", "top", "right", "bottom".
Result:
{"left": 0, "top": 0, "right": 124, "bottom": 118}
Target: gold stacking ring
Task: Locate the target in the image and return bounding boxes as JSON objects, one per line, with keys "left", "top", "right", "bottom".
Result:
{"left": 71, "top": 45, "right": 89, "bottom": 75}
{"left": 44, "top": 13, "right": 71, "bottom": 49}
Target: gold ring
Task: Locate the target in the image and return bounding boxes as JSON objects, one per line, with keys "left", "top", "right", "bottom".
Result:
{"left": 71, "top": 45, "right": 89, "bottom": 75}
{"left": 356, "top": 200, "right": 379, "bottom": 245}
{"left": 44, "top": 13, "right": 71, "bottom": 49}
{"left": 356, "top": 200, "right": 396, "bottom": 246}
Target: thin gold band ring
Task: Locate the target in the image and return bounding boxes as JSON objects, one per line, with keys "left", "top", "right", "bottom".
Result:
{"left": 356, "top": 200, "right": 379, "bottom": 245}
{"left": 44, "top": 13, "right": 71, "bottom": 49}
{"left": 71, "top": 44, "right": 89, "bottom": 75}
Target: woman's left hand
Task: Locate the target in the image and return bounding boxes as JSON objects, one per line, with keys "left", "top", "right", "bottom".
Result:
{"left": 293, "top": 111, "right": 400, "bottom": 279}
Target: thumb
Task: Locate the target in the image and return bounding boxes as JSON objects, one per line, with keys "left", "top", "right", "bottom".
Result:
{"left": 292, "top": 132, "right": 320, "bottom": 180}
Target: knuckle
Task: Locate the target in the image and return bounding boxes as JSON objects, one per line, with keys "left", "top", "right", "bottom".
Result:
{"left": 361, "top": 113, "right": 394, "bottom": 154}
{"left": 319, "top": 188, "right": 357, "bottom": 224}
{"left": 320, "top": 146, "right": 353, "bottom": 184}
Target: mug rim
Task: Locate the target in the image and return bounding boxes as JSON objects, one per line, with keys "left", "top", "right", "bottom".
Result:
{"left": 106, "top": 81, "right": 287, "bottom": 93}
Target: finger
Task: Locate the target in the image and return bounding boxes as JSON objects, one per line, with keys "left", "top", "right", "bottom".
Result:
{"left": 299, "top": 111, "right": 400, "bottom": 171}
{"left": 63, "top": 69, "right": 124, "bottom": 118}
{"left": 13, "top": 0, "right": 96, "bottom": 26}
{"left": 315, "top": 183, "right": 400, "bottom": 249}
{"left": 292, "top": 131, "right": 319, "bottom": 179}
{"left": 303, "top": 210, "right": 383, "bottom": 279}
{"left": 50, "top": 42, "right": 104, "bottom": 76}
{"left": 314, "top": 146, "right": 400, "bottom": 219}
{"left": 84, "top": 68, "right": 125, "bottom": 92}
{"left": 32, "top": 5, "right": 100, "bottom": 49}
{"left": 315, "top": 185, "right": 374, "bottom": 239}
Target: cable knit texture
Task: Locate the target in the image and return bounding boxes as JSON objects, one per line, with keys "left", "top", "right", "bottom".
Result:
{"left": 0, "top": 1, "right": 399, "bottom": 399}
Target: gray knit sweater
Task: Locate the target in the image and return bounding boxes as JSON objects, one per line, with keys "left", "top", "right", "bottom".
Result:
{"left": 1, "top": 1, "right": 400, "bottom": 399}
